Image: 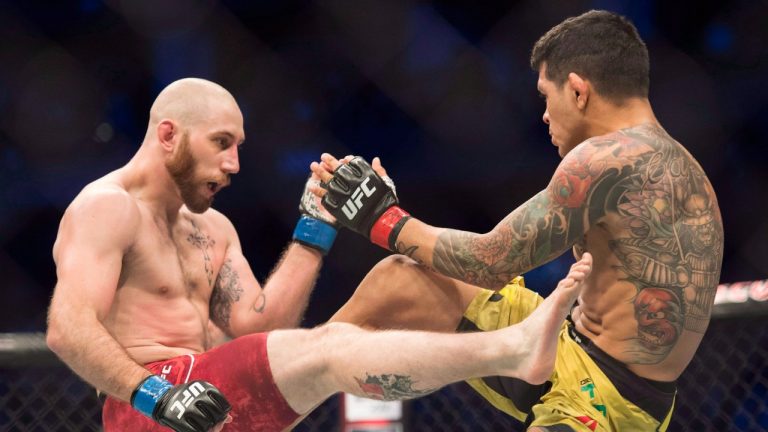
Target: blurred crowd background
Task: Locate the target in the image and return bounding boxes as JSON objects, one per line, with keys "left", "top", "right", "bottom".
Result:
{"left": 0, "top": 0, "right": 766, "bottom": 333}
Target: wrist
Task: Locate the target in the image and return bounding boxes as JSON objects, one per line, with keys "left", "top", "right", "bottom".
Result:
{"left": 131, "top": 375, "right": 173, "bottom": 418}
{"left": 292, "top": 215, "right": 337, "bottom": 255}
{"left": 369, "top": 206, "right": 411, "bottom": 250}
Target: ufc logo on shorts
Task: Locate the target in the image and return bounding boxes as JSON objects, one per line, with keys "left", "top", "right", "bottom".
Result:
{"left": 342, "top": 177, "right": 376, "bottom": 220}
{"left": 160, "top": 364, "right": 173, "bottom": 380}
{"left": 170, "top": 382, "right": 206, "bottom": 419}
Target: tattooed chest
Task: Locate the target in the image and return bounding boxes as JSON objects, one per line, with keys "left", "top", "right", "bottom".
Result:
{"left": 178, "top": 219, "right": 223, "bottom": 291}
{"left": 128, "top": 217, "right": 226, "bottom": 296}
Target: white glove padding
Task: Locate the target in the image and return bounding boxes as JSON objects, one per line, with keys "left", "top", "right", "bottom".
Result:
{"left": 382, "top": 175, "right": 397, "bottom": 199}
{"left": 299, "top": 175, "right": 337, "bottom": 226}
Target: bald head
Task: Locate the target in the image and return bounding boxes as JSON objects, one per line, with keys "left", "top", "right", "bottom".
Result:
{"left": 139, "top": 78, "right": 243, "bottom": 213}
{"left": 147, "top": 78, "right": 239, "bottom": 134}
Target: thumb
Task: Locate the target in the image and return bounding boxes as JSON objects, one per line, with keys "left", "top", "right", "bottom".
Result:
{"left": 372, "top": 157, "right": 388, "bottom": 177}
{"left": 210, "top": 415, "right": 233, "bottom": 432}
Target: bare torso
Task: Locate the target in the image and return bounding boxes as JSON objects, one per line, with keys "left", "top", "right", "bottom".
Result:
{"left": 92, "top": 171, "right": 230, "bottom": 364}
{"left": 568, "top": 124, "right": 723, "bottom": 381}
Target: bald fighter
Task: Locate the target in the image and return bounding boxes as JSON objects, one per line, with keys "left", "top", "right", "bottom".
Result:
{"left": 312, "top": 10, "right": 724, "bottom": 432}
{"left": 46, "top": 77, "right": 595, "bottom": 432}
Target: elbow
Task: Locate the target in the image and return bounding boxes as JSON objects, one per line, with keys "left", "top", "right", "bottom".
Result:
{"left": 264, "top": 318, "right": 297, "bottom": 332}
{"left": 46, "top": 310, "right": 77, "bottom": 357}
{"left": 45, "top": 321, "right": 66, "bottom": 356}
{"left": 221, "top": 313, "right": 254, "bottom": 340}
{"left": 206, "top": 319, "right": 234, "bottom": 348}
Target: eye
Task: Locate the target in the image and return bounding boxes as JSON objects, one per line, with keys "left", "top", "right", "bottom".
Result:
{"left": 216, "top": 137, "right": 229, "bottom": 148}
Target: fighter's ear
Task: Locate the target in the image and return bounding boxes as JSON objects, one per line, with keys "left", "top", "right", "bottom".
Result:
{"left": 157, "top": 120, "right": 178, "bottom": 153}
{"left": 567, "top": 72, "right": 589, "bottom": 110}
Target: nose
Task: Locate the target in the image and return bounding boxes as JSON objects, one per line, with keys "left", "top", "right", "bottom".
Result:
{"left": 542, "top": 109, "right": 550, "bottom": 125}
{"left": 222, "top": 145, "right": 240, "bottom": 174}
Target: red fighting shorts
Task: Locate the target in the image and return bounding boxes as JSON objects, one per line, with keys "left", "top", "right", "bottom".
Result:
{"left": 102, "top": 332, "right": 299, "bottom": 431}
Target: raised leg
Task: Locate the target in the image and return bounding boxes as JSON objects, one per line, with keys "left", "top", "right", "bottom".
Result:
{"left": 268, "top": 254, "right": 592, "bottom": 414}
{"left": 330, "top": 255, "right": 483, "bottom": 331}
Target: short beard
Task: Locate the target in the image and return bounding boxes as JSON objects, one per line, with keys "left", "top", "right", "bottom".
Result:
{"left": 165, "top": 133, "right": 212, "bottom": 213}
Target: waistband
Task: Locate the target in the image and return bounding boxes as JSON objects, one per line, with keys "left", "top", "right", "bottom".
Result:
{"left": 567, "top": 319, "right": 676, "bottom": 423}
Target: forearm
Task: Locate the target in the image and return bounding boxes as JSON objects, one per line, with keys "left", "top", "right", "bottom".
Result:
{"left": 317, "top": 157, "right": 585, "bottom": 290}
{"left": 388, "top": 218, "right": 440, "bottom": 268}
{"left": 259, "top": 242, "right": 323, "bottom": 329}
{"left": 395, "top": 219, "right": 521, "bottom": 290}
{"left": 46, "top": 310, "right": 149, "bottom": 402}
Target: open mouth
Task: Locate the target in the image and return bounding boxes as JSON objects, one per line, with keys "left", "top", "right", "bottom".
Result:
{"left": 207, "top": 182, "right": 219, "bottom": 193}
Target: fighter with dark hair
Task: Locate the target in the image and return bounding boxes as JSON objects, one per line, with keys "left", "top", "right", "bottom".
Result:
{"left": 314, "top": 10, "right": 723, "bottom": 432}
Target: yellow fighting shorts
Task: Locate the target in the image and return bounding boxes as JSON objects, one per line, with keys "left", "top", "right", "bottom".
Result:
{"left": 458, "top": 277, "right": 676, "bottom": 431}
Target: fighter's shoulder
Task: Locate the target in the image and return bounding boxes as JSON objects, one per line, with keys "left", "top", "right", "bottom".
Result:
{"left": 64, "top": 180, "right": 141, "bottom": 231}
{"left": 197, "top": 207, "right": 238, "bottom": 238}
{"left": 563, "top": 128, "right": 659, "bottom": 175}
{"left": 54, "top": 181, "right": 140, "bottom": 260}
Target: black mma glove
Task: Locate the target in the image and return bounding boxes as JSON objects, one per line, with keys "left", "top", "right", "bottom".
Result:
{"left": 321, "top": 157, "right": 411, "bottom": 250}
{"left": 131, "top": 375, "right": 231, "bottom": 432}
{"left": 292, "top": 175, "right": 338, "bottom": 255}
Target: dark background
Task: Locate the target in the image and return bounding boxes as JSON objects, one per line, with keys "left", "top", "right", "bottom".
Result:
{"left": 0, "top": 0, "right": 766, "bottom": 332}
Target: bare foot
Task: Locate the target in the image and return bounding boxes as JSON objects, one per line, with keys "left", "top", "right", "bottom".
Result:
{"left": 506, "top": 253, "right": 592, "bottom": 384}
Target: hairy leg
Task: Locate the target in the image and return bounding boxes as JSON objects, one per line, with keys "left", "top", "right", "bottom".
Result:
{"left": 330, "top": 255, "right": 483, "bottom": 331}
{"left": 269, "top": 254, "right": 592, "bottom": 414}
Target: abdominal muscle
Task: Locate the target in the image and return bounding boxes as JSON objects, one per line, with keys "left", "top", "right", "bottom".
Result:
{"left": 569, "top": 228, "right": 693, "bottom": 382}
{"left": 105, "top": 285, "right": 211, "bottom": 365}
{"left": 570, "top": 276, "right": 692, "bottom": 382}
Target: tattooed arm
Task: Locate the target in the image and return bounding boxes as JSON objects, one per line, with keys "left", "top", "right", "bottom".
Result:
{"left": 209, "top": 213, "right": 323, "bottom": 337}
{"left": 395, "top": 136, "right": 641, "bottom": 289}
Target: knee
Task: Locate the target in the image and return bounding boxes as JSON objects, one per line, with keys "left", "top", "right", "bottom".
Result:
{"left": 348, "top": 255, "right": 423, "bottom": 305}
{"left": 334, "top": 255, "right": 436, "bottom": 327}
{"left": 355, "top": 255, "right": 432, "bottom": 308}
{"left": 371, "top": 254, "right": 415, "bottom": 273}
{"left": 363, "top": 254, "right": 425, "bottom": 291}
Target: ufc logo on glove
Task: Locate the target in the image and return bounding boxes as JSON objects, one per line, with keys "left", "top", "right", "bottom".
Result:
{"left": 131, "top": 376, "right": 231, "bottom": 431}
{"left": 170, "top": 382, "right": 207, "bottom": 419}
{"left": 341, "top": 177, "right": 377, "bottom": 220}
{"left": 321, "top": 157, "right": 411, "bottom": 251}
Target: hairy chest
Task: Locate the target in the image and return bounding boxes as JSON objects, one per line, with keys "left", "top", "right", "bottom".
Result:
{"left": 122, "top": 215, "right": 227, "bottom": 298}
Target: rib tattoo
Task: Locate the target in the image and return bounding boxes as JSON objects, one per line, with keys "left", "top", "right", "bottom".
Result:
{"left": 210, "top": 258, "right": 244, "bottom": 329}
{"left": 187, "top": 219, "right": 216, "bottom": 288}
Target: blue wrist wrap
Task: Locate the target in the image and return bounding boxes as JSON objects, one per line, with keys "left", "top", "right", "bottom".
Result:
{"left": 131, "top": 375, "right": 173, "bottom": 418}
{"left": 292, "top": 215, "right": 337, "bottom": 255}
